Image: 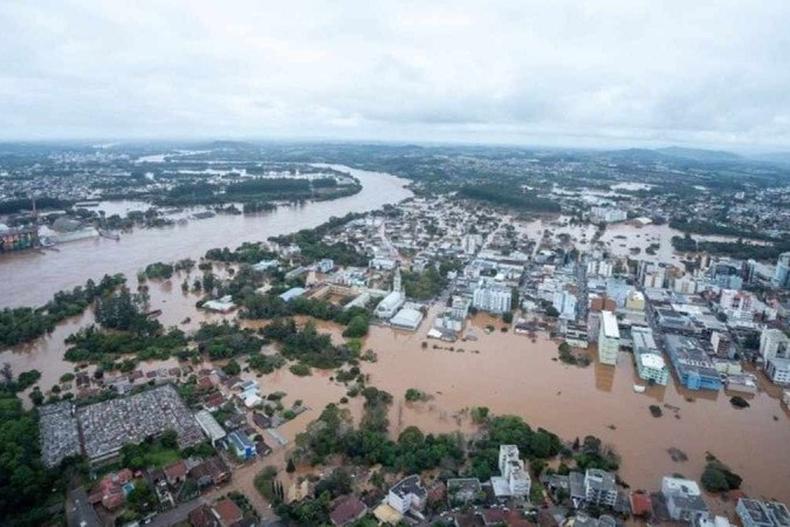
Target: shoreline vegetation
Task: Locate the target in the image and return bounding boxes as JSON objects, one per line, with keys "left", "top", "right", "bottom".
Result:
{"left": 0, "top": 274, "right": 126, "bottom": 347}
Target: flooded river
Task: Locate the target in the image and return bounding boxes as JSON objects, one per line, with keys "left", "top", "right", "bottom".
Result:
{"left": 0, "top": 165, "right": 412, "bottom": 308}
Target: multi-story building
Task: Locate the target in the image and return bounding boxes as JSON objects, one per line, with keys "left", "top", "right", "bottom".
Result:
{"left": 710, "top": 331, "right": 732, "bottom": 358}
{"left": 472, "top": 280, "right": 512, "bottom": 314}
{"left": 765, "top": 357, "right": 790, "bottom": 385}
{"left": 553, "top": 290, "right": 578, "bottom": 320}
{"left": 773, "top": 252, "right": 790, "bottom": 289}
{"left": 760, "top": 329, "right": 789, "bottom": 362}
{"left": 387, "top": 475, "right": 426, "bottom": 514}
{"left": 598, "top": 311, "right": 620, "bottom": 366}
{"left": 632, "top": 326, "right": 669, "bottom": 385}
{"left": 662, "top": 477, "right": 709, "bottom": 523}
{"left": 584, "top": 469, "right": 618, "bottom": 507}
{"left": 0, "top": 225, "right": 39, "bottom": 252}
{"left": 586, "top": 259, "right": 613, "bottom": 278}
{"left": 639, "top": 261, "right": 666, "bottom": 289}
{"left": 736, "top": 499, "right": 776, "bottom": 527}
{"left": 625, "top": 290, "right": 645, "bottom": 311}
{"left": 673, "top": 275, "right": 699, "bottom": 294}
{"left": 462, "top": 233, "right": 484, "bottom": 255}
{"left": 491, "top": 445, "right": 531, "bottom": 499}
{"left": 664, "top": 334, "right": 722, "bottom": 391}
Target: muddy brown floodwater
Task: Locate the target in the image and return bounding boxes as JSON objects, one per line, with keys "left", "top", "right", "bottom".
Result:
{"left": 354, "top": 313, "right": 790, "bottom": 503}
{"left": 1, "top": 167, "right": 787, "bottom": 508}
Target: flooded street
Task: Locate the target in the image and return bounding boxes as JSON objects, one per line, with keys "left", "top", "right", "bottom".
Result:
{"left": 2, "top": 259, "right": 789, "bottom": 504}
{"left": 0, "top": 165, "right": 412, "bottom": 308}
{"left": 359, "top": 315, "right": 790, "bottom": 502}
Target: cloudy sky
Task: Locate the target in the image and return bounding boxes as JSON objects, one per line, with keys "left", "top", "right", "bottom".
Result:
{"left": 1, "top": 0, "right": 789, "bottom": 150}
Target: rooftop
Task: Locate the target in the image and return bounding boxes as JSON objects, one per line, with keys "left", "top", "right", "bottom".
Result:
{"left": 601, "top": 311, "right": 620, "bottom": 339}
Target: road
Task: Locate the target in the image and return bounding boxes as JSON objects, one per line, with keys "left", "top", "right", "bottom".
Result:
{"left": 147, "top": 498, "right": 207, "bottom": 527}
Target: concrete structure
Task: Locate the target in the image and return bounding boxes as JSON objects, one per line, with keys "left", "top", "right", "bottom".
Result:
{"left": 491, "top": 445, "right": 531, "bottom": 499}
{"left": 737, "top": 499, "right": 776, "bottom": 527}
{"left": 674, "top": 275, "right": 699, "bottom": 294}
{"left": 195, "top": 410, "right": 226, "bottom": 446}
{"left": 598, "top": 311, "right": 620, "bottom": 366}
{"left": 553, "top": 290, "right": 578, "bottom": 320}
{"left": 203, "top": 295, "right": 236, "bottom": 313}
{"left": 764, "top": 501, "right": 790, "bottom": 527}
{"left": 375, "top": 267, "right": 405, "bottom": 319}
{"left": 772, "top": 252, "right": 790, "bottom": 289}
{"left": 390, "top": 306, "right": 424, "bottom": 331}
{"left": 279, "top": 287, "right": 306, "bottom": 302}
{"left": 317, "top": 258, "right": 335, "bottom": 273}
{"left": 710, "top": 331, "right": 732, "bottom": 358}
{"left": 662, "top": 477, "right": 709, "bottom": 523}
{"left": 590, "top": 207, "right": 627, "bottom": 223}
{"left": 632, "top": 326, "right": 669, "bottom": 385}
{"left": 760, "top": 329, "right": 789, "bottom": 362}
{"left": 639, "top": 262, "right": 666, "bottom": 289}
{"left": 39, "top": 402, "right": 81, "bottom": 468}
{"left": 765, "top": 357, "right": 790, "bottom": 385}
{"left": 584, "top": 469, "right": 618, "bottom": 507}
{"left": 227, "top": 430, "right": 256, "bottom": 460}
{"left": 0, "top": 224, "right": 38, "bottom": 252}
{"left": 664, "top": 334, "right": 722, "bottom": 391}
{"left": 472, "top": 280, "right": 512, "bottom": 314}
{"left": 252, "top": 259, "right": 278, "bottom": 272}
{"left": 625, "top": 290, "right": 645, "bottom": 311}
{"left": 587, "top": 259, "right": 613, "bottom": 278}
{"left": 387, "top": 475, "right": 426, "bottom": 514}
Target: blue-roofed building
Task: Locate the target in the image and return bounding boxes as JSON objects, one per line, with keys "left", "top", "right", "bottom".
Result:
{"left": 228, "top": 431, "right": 256, "bottom": 460}
{"left": 664, "top": 334, "right": 722, "bottom": 391}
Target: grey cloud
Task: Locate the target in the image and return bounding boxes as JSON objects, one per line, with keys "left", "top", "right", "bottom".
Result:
{"left": 0, "top": 0, "right": 789, "bottom": 149}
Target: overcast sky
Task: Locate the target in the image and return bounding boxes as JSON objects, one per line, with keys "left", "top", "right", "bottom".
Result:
{"left": 1, "top": 0, "right": 789, "bottom": 150}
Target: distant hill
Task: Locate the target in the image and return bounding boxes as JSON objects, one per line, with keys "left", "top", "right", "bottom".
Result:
{"left": 749, "top": 152, "right": 790, "bottom": 165}
{"left": 654, "top": 146, "right": 742, "bottom": 162}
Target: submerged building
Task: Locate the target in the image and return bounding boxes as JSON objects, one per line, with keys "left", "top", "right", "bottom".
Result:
{"left": 664, "top": 334, "right": 722, "bottom": 391}
{"left": 632, "top": 326, "right": 669, "bottom": 385}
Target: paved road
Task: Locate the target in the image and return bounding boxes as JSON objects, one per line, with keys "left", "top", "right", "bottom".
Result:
{"left": 147, "top": 498, "right": 207, "bottom": 527}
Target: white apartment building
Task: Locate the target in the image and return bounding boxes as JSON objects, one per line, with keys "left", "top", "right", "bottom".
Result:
{"left": 472, "top": 280, "right": 512, "bottom": 314}
{"left": 553, "top": 290, "right": 578, "bottom": 320}
{"left": 491, "top": 445, "right": 531, "bottom": 499}
{"left": 598, "top": 311, "right": 620, "bottom": 366}
{"left": 760, "top": 328, "right": 789, "bottom": 362}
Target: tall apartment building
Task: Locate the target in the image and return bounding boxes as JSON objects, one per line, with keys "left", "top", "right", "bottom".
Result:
{"left": 492, "top": 445, "right": 531, "bottom": 499}
{"left": 472, "top": 280, "right": 512, "bottom": 314}
{"left": 772, "top": 252, "right": 790, "bottom": 289}
{"left": 760, "top": 329, "right": 789, "bottom": 362}
{"left": 598, "top": 311, "right": 620, "bottom": 366}
{"left": 632, "top": 326, "right": 668, "bottom": 385}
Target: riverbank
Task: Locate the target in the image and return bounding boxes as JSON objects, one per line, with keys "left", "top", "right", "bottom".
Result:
{"left": 0, "top": 166, "right": 412, "bottom": 308}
